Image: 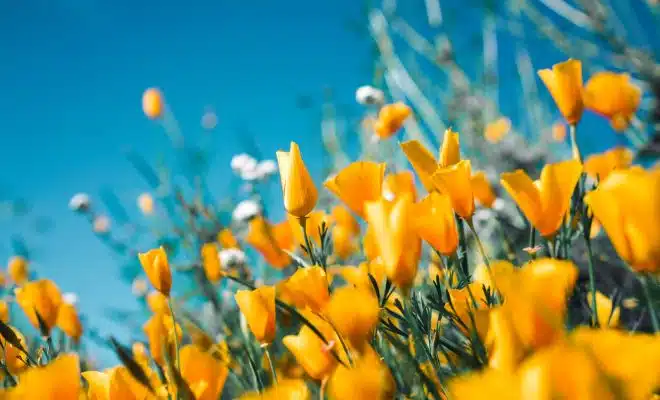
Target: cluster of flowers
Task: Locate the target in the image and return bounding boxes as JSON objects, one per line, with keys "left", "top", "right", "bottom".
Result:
{"left": 0, "top": 58, "right": 657, "bottom": 399}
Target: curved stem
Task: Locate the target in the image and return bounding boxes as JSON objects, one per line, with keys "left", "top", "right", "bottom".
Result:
{"left": 262, "top": 344, "right": 278, "bottom": 385}
{"left": 168, "top": 298, "right": 180, "bottom": 370}
{"left": 585, "top": 239, "right": 599, "bottom": 328}
{"left": 640, "top": 274, "right": 659, "bottom": 332}
{"left": 569, "top": 124, "right": 582, "bottom": 163}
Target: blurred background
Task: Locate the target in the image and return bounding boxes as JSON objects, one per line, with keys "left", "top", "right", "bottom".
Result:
{"left": 1, "top": 0, "right": 658, "bottom": 366}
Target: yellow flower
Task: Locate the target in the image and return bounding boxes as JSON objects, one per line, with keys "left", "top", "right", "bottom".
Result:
{"left": 284, "top": 266, "right": 330, "bottom": 313}
{"left": 330, "top": 205, "right": 360, "bottom": 235}
{"left": 587, "top": 291, "right": 620, "bottom": 328}
{"left": 412, "top": 192, "right": 458, "bottom": 256}
{"left": 288, "top": 211, "right": 330, "bottom": 246}
{"left": 201, "top": 242, "right": 222, "bottom": 283}
{"left": 0, "top": 300, "right": 8, "bottom": 323}
{"left": 0, "top": 325, "right": 27, "bottom": 375}
{"left": 432, "top": 160, "right": 475, "bottom": 221}
{"left": 276, "top": 141, "right": 318, "bottom": 217}
{"left": 500, "top": 159, "right": 582, "bottom": 237}
{"left": 240, "top": 379, "right": 310, "bottom": 400}
{"left": 325, "top": 161, "right": 386, "bottom": 219}
{"left": 400, "top": 128, "right": 460, "bottom": 191}
{"left": 146, "top": 291, "right": 168, "bottom": 314}
{"left": 235, "top": 286, "right": 276, "bottom": 345}
{"left": 365, "top": 195, "right": 421, "bottom": 290}
{"left": 471, "top": 171, "right": 497, "bottom": 208}
{"left": 138, "top": 247, "right": 172, "bottom": 297}
{"left": 382, "top": 170, "right": 417, "bottom": 202}
{"left": 584, "top": 167, "right": 660, "bottom": 273}
{"left": 518, "top": 341, "right": 618, "bottom": 400}
{"left": 217, "top": 228, "right": 240, "bottom": 249}
{"left": 56, "top": 302, "right": 83, "bottom": 342}
{"left": 328, "top": 345, "right": 395, "bottom": 400}
{"left": 334, "top": 262, "right": 385, "bottom": 294}
{"left": 538, "top": 59, "right": 584, "bottom": 125}
{"left": 143, "top": 313, "right": 181, "bottom": 366}
{"left": 137, "top": 192, "right": 154, "bottom": 215}
{"left": 8, "top": 255, "right": 29, "bottom": 285}
{"left": 12, "top": 353, "right": 81, "bottom": 399}
{"left": 363, "top": 225, "right": 380, "bottom": 261}
{"left": 570, "top": 328, "right": 660, "bottom": 400}
{"left": 584, "top": 71, "right": 641, "bottom": 131}
{"left": 552, "top": 121, "right": 567, "bottom": 142}
{"left": 583, "top": 146, "right": 633, "bottom": 182}
{"left": 282, "top": 314, "right": 338, "bottom": 380}
{"left": 484, "top": 117, "right": 511, "bottom": 143}
{"left": 15, "top": 279, "right": 62, "bottom": 334}
{"left": 373, "top": 102, "right": 411, "bottom": 139}
{"left": 332, "top": 225, "right": 357, "bottom": 260}
{"left": 448, "top": 369, "right": 520, "bottom": 399}
{"left": 246, "top": 216, "right": 292, "bottom": 269}
{"left": 142, "top": 88, "right": 164, "bottom": 120}
{"left": 179, "top": 344, "right": 229, "bottom": 400}
{"left": 325, "top": 286, "right": 379, "bottom": 346}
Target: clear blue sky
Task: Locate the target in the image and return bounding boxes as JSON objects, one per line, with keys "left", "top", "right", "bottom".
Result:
{"left": 0, "top": 0, "right": 656, "bottom": 365}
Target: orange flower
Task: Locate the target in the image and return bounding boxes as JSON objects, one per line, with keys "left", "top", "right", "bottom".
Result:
{"left": 11, "top": 354, "right": 81, "bottom": 399}
{"left": 235, "top": 286, "right": 276, "bottom": 345}
{"left": 484, "top": 117, "right": 511, "bottom": 143}
{"left": 201, "top": 242, "right": 223, "bottom": 283}
{"left": 400, "top": 129, "right": 460, "bottom": 191}
{"left": 373, "top": 102, "right": 411, "bottom": 139}
{"left": 138, "top": 247, "right": 172, "bottom": 297}
{"left": 538, "top": 59, "right": 584, "bottom": 125}
{"left": 180, "top": 344, "right": 229, "bottom": 400}
{"left": 365, "top": 195, "right": 421, "bottom": 290}
{"left": 56, "top": 300, "right": 83, "bottom": 342}
{"left": 412, "top": 192, "right": 458, "bottom": 256}
{"left": 143, "top": 313, "right": 181, "bottom": 366}
{"left": 325, "top": 286, "right": 379, "bottom": 346}
{"left": 8, "top": 255, "right": 29, "bottom": 285}
{"left": 471, "top": 171, "right": 497, "bottom": 208}
{"left": 147, "top": 291, "right": 169, "bottom": 314}
{"left": 0, "top": 300, "right": 8, "bottom": 323}
{"left": 15, "top": 279, "right": 62, "bottom": 334}
{"left": 325, "top": 161, "right": 386, "bottom": 219}
{"left": 584, "top": 71, "right": 641, "bottom": 131}
{"left": 583, "top": 146, "right": 633, "bottom": 182}
{"left": 240, "top": 379, "right": 310, "bottom": 400}
{"left": 246, "top": 216, "right": 291, "bottom": 269}
{"left": 276, "top": 141, "right": 318, "bottom": 217}
{"left": 328, "top": 345, "right": 395, "bottom": 400}
{"left": 382, "top": 171, "right": 417, "bottom": 202}
{"left": 552, "top": 121, "right": 567, "bottom": 142}
{"left": 587, "top": 291, "right": 620, "bottom": 328}
{"left": 288, "top": 211, "right": 330, "bottom": 246}
{"left": 500, "top": 159, "right": 582, "bottom": 237}
{"left": 432, "top": 160, "right": 475, "bottom": 221}
{"left": 283, "top": 314, "right": 338, "bottom": 380}
{"left": 0, "top": 325, "right": 27, "bottom": 375}
{"left": 332, "top": 225, "right": 357, "bottom": 260}
{"left": 217, "top": 228, "right": 240, "bottom": 249}
{"left": 283, "top": 266, "right": 330, "bottom": 313}
{"left": 142, "top": 88, "right": 164, "bottom": 120}
{"left": 584, "top": 167, "right": 660, "bottom": 273}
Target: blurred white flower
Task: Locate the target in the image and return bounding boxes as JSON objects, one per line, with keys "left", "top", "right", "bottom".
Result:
{"left": 382, "top": 189, "right": 395, "bottom": 202}
{"left": 240, "top": 164, "right": 261, "bottom": 181}
{"left": 69, "top": 193, "right": 91, "bottom": 212}
{"left": 219, "top": 248, "right": 246, "bottom": 266}
{"left": 356, "top": 85, "right": 385, "bottom": 106}
{"left": 132, "top": 278, "right": 148, "bottom": 297}
{"left": 62, "top": 292, "right": 78, "bottom": 305}
{"left": 230, "top": 153, "right": 256, "bottom": 173}
{"left": 92, "top": 215, "right": 111, "bottom": 234}
{"left": 232, "top": 199, "right": 261, "bottom": 222}
{"left": 255, "top": 159, "right": 277, "bottom": 178}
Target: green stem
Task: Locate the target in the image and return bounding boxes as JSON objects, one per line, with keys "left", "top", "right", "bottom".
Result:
{"left": 569, "top": 124, "right": 582, "bottom": 163}
{"left": 168, "top": 298, "right": 180, "bottom": 370}
{"left": 640, "top": 274, "right": 659, "bottom": 332}
{"left": 585, "top": 239, "right": 599, "bottom": 328}
{"left": 262, "top": 345, "right": 278, "bottom": 385}
{"left": 299, "top": 217, "right": 318, "bottom": 266}
{"left": 467, "top": 220, "right": 491, "bottom": 269}
{"left": 528, "top": 225, "right": 537, "bottom": 260}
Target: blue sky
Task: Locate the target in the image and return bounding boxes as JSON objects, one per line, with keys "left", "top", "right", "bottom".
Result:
{"left": 0, "top": 0, "right": 656, "bottom": 365}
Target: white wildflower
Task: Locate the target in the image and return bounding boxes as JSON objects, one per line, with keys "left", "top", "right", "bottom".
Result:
{"left": 62, "top": 292, "right": 78, "bottom": 305}
{"left": 255, "top": 159, "right": 277, "bottom": 179}
{"left": 356, "top": 85, "right": 385, "bottom": 106}
{"left": 232, "top": 199, "right": 261, "bottom": 222}
{"left": 230, "top": 153, "right": 256, "bottom": 173}
{"left": 69, "top": 193, "right": 91, "bottom": 212}
{"left": 219, "top": 248, "right": 246, "bottom": 267}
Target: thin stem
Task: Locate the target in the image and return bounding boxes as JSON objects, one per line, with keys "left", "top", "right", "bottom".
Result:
{"left": 585, "top": 238, "right": 599, "bottom": 328}
{"left": 569, "top": 124, "right": 582, "bottom": 163}
{"left": 262, "top": 345, "right": 278, "bottom": 385}
{"left": 640, "top": 274, "right": 659, "bottom": 332}
{"left": 528, "top": 225, "right": 537, "bottom": 260}
{"left": 456, "top": 215, "right": 470, "bottom": 277}
{"left": 299, "top": 216, "right": 318, "bottom": 266}
{"left": 168, "top": 298, "right": 180, "bottom": 370}
{"left": 467, "top": 220, "right": 491, "bottom": 268}
{"left": 319, "top": 377, "right": 328, "bottom": 400}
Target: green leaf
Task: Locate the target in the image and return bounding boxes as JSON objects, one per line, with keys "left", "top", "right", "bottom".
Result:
{"left": 109, "top": 337, "right": 155, "bottom": 394}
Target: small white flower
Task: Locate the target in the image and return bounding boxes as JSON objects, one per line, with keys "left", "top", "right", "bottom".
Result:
{"left": 219, "top": 248, "right": 246, "bottom": 266}
{"left": 232, "top": 199, "right": 261, "bottom": 222}
{"left": 356, "top": 85, "right": 385, "bottom": 106}
{"left": 69, "top": 193, "right": 91, "bottom": 212}
{"left": 492, "top": 198, "right": 506, "bottom": 212}
{"left": 62, "top": 292, "right": 78, "bottom": 305}
{"left": 92, "top": 215, "right": 111, "bottom": 234}
{"left": 132, "top": 278, "right": 148, "bottom": 297}
{"left": 230, "top": 153, "right": 256, "bottom": 173}
{"left": 255, "top": 159, "right": 277, "bottom": 178}
{"left": 240, "top": 164, "right": 262, "bottom": 181}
